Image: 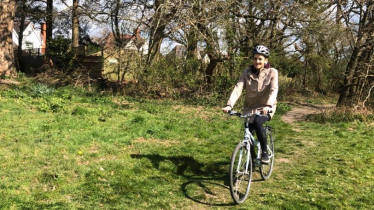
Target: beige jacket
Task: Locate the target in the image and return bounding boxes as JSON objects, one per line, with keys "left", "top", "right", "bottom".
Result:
{"left": 227, "top": 66, "right": 279, "bottom": 119}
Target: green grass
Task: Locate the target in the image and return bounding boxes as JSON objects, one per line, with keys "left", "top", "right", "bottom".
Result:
{"left": 0, "top": 82, "right": 373, "bottom": 209}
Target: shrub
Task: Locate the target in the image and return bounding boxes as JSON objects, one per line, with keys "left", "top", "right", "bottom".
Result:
{"left": 38, "top": 97, "right": 68, "bottom": 113}
{"left": 31, "top": 83, "right": 54, "bottom": 98}
{"left": 47, "top": 37, "right": 78, "bottom": 72}
{"left": 277, "top": 73, "right": 293, "bottom": 101}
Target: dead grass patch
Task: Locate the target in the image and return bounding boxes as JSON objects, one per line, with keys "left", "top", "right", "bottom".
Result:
{"left": 277, "top": 157, "right": 291, "bottom": 163}
{"left": 172, "top": 105, "right": 214, "bottom": 120}
{"left": 0, "top": 79, "right": 20, "bottom": 85}
{"left": 88, "top": 144, "right": 100, "bottom": 154}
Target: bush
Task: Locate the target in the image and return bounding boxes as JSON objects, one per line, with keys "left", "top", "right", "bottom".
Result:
{"left": 38, "top": 97, "right": 68, "bottom": 113}
{"left": 31, "top": 83, "right": 54, "bottom": 98}
{"left": 277, "top": 73, "right": 293, "bottom": 101}
{"left": 47, "top": 37, "right": 78, "bottom": 72}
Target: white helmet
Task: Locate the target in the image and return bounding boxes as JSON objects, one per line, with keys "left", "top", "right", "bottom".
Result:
{"left": 253, "top": 45, "right": 270, "bottom": 57}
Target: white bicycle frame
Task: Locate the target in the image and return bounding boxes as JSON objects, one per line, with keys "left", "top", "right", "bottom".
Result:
{"left": 236, "top": 124, "right": 262, "bottom": 174}
{"left": 230, "top": 110, "right": 272, "bottom": 174}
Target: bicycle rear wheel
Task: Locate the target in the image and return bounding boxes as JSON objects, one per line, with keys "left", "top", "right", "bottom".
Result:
{"left": 260, "top": 127, "right": 274, "bottom": 180}
{"left": 229, "top": 142, "right": 252, "bottom": 204}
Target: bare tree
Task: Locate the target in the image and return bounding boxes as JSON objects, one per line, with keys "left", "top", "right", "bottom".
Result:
{"left": 145, "top": 0, "right": 178, "bottom": 66}
{"left": 337, "top": 1, "right": 374, "bottom": 107}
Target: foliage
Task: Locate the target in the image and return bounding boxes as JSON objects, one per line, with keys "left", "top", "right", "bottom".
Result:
{"left": 31, "top": 83, "right": 54, "bottom": 97}
{"left": 275, "top": 103, "right": 292, "bottom": 116}
{"left": 102, "top": 48, "right": 142, "bottom": 82}
{"left": 277, "top": 73, "right": 293, "bottom": 101}
{"left": 86, "top": 42, "right": 102, "bottom": 55}
{"left": 46, "top": 37, "right": 78, "bottom": 72}
{"left": 38, "top": 97, "right": 68, "bottom": 113}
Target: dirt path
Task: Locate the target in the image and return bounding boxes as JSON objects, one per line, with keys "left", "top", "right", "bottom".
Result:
{"left": 281, "top": 103, "right": 335, "bottom": 124}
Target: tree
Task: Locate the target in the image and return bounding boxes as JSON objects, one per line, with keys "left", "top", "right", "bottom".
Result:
{"left": 16, "top": 0, "right": 27, "bottom": 69}
{"left": 337, "top": 1, "right": 374, "bottom": 107}
{"left": 70, "top": 0, "right": 373, "bottom": 108}
{"left": 46, "top": 0, "right": 53, "bottom": 47}
{"left": 0, "top": 0, "right": 17, "bottom": 76}
{"left": 72, "top": 0, "right": 79, "bottom": 51}
{"left": 145, "top": 0, "right": 178, "bottom": 66}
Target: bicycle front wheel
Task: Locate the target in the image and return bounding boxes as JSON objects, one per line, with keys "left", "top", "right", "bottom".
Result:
{"left": 229, "top": 142, "right": 252, "bottom": 204}
{"left": 260, "top": 128, "right": 275, "bottom": 180}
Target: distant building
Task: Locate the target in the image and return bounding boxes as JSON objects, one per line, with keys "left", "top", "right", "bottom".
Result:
{"left": 100, "top": 29, "right": 149, "bottom": 81}
{"left": 13, "top": 22, "right": 46, "bottom": 54}
{"left": 102, "top": 29, "right": 148, "bottom": 55}
{"left": 167, "top": 44, "right": 210, "bottom": 64}
{"left": 167, "top": 44, "right": 187, "bottom": 59}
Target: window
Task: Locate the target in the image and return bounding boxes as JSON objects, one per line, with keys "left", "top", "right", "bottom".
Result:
{"left": 25, "top": 42, "right": 33, "bottom": 49}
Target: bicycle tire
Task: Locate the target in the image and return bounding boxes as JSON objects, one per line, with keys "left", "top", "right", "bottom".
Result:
{"left": 260, "top": 127, "right": 274, "bottom": 180}
{"left": 229, "top": 142, "right": 253, "bottom": 204}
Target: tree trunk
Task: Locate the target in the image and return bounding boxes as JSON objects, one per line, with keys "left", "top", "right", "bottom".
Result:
{"left": 337, "top": 39, "right": 362, "bottom": 106}
{"left": 146, "top": 23, "right": 165, "bottom": 67}
{"left": 17, "top": 0, "right": 27, "bottom": 71}
{"left": 46, "top": 0, "right": 53, "bottom": 48}
{"left": 205, "top": 56, "right": 218, "bottom": 84}
{"left": 112, "top": 0, "right": 122, "bottom": 46}
{"left": 72, "top": 0, "right": 79, "bottom": 53}
{"left": 186, "top": 30, "right": 198, "bottom": 59}
{"left": 0, "top": 0, "right": 17, "bottom": 76}
{"left": 303, "top": 58, "right": 308, "bottom": 92}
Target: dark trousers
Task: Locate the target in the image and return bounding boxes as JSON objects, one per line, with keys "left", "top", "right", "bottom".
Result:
{"left": 245, "top": 115, "right": 270, "bottom": 155}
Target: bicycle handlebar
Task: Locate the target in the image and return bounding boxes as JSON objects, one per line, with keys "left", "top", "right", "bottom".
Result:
{"left": 228, "top": 110, "right": 272, "bottom": 118}
{"left": 228, "top": 110, "right": 242, "bottom": 116}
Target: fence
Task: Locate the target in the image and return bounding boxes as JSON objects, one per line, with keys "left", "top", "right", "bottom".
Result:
{"left": 14, "top": 49, "right": 44, "bottom": 74}
{"left": 14, "top": 48, "right": 103, "bottom": 78}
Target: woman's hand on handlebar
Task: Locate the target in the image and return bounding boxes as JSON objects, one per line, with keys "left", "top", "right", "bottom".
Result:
{"left": 262, "top": 106, "right": 272, "bottom": 115}
{"left": 222, "top": 105, "right": 232, "bottom": 113}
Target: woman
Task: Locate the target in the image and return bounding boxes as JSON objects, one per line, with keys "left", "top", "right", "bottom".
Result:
{"left": 222, "top": 45, "right": 279, "bottom": 163}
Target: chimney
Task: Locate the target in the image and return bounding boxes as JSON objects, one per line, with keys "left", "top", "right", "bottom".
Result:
{"left": 41, "top": 23, "right": 47, "bottom": 54}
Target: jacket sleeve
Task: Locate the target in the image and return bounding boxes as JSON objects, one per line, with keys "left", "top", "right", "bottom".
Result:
{"left": 226, "top": 70, "right": 246, "bottom": 108}
{"left": 266, "top": 68, "right": 279, "bottom": 106}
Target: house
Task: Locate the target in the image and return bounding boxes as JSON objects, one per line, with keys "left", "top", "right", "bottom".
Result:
{"left": 167, "top": 44, "right": 210, "bottom": 64}
{"left": 13, "top": 21, "right": 46, "bottom": 54}
{"left": 103, "top": 29, "right": 148, "bottom": 56}
{"left": 100, "top": 29, "right": 149, "bottom": 81}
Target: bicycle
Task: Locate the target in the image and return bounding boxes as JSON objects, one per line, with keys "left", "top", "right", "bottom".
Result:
{"left": 228, "top": 110, "right": 275, "bottom": 204}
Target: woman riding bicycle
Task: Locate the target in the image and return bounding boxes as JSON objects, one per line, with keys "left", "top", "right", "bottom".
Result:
{"left": 222, "top": 45, "right": 279, "bottom": 164}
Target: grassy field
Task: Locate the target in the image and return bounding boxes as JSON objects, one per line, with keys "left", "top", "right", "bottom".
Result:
{"left": 0, "top": 81, "right": 373, "bottom": 209}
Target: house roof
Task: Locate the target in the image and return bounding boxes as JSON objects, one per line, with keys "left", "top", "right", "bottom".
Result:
{"left": 103, "top": 29, "right": 145, "bottom": 50}
{"left": 13, "top": 21, "right": 31, "bottom": 36}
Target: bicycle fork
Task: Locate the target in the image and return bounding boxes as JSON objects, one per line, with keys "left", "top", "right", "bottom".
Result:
{"left": 236, "top": 145, "right": 252, "bottom": 175}
{"left": 236, "top": 127, "right": 253, "bottom": 175}
{"left": 255, "top": 140, "right": 261, "bottom": 167}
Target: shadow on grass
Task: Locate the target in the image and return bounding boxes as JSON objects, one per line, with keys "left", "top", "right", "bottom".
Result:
{"left": 131, "top": 154, "right": 236, "bottom": 207}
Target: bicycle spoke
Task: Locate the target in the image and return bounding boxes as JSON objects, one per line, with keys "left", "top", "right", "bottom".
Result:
{"left": 229, "top": 143, "right": 252, "bottom": 204}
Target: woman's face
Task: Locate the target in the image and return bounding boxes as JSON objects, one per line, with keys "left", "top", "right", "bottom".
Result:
{"left": 253, "top": 54, "right": 268, "bottom": 70}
